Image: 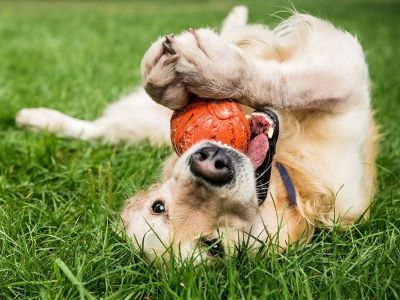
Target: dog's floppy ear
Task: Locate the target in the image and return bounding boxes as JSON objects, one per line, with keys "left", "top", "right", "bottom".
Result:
{"left": 161, "top": 154, "right": 179, "bottom": 180}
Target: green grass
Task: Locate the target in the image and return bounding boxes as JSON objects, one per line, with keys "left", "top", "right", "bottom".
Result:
{"left": 0, "top": 0, "right": 399, "bottom": 298}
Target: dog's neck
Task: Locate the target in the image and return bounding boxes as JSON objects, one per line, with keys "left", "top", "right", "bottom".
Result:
{"left": 252, "top": 167, "right": 311, "bottom": 249}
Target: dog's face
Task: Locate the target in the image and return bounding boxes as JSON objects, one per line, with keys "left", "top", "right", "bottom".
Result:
{"left": 121, "top": 141, "right": 262, "bottom": 260}
{"left": 121, "top": 110, "right": 288, "bottom": 261}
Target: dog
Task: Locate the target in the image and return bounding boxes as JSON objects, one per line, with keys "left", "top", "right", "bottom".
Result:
{"left": 16, "top": 6, "right": 377, "bottom": 261}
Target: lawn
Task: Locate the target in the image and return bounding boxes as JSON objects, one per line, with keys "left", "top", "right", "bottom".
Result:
{"left": 0, "top": 0, "right": 399, "bottom": 299}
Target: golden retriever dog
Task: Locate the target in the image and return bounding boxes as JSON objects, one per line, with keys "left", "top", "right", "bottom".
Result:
{"left": 16, "top": 6, "right": 377, "bottom": 261}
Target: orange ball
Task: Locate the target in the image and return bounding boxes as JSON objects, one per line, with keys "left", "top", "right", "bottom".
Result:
{"left": 170, "top": 98, "right": 250, "bottom": 155}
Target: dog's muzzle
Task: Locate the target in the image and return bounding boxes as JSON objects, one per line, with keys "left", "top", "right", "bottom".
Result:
{"left": 187, "top": 108, "right": 280, "bottom": 205}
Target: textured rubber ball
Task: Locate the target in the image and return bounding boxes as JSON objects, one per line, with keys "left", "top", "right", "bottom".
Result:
{"left": 170, "top": 98, "right": 250, "bottom": 155}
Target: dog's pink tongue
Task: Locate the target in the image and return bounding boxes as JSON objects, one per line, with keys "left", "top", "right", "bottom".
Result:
{"left": 247, "top": 134, "right": 269, "bottom": 169}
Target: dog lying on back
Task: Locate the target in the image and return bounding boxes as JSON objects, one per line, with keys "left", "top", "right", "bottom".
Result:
{"left": 16, "top": 6, "right": 377, "bottom": 261}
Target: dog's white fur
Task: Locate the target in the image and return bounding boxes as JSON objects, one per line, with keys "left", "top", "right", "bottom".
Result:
{"left": 16, "top": 6, "right": 377, "bottom": 260}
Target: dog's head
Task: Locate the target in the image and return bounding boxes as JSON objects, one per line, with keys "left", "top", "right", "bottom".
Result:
{"left": 121, "top": 109, "right": 303, "bottom": 261}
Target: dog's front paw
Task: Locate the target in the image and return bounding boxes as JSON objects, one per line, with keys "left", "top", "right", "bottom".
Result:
{"left": 141, "top": 36, "right": 190, "bottom": 110}
{"left": 142, "top": 29, "right": 245, "bottom": 109}
{"left": 172, "top": 29, "right": 244, "bottom": 100}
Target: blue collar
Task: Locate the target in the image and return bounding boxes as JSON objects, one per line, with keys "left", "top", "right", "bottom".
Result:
{"left": 275, "top": 162, "right": 297, "bottom": 207}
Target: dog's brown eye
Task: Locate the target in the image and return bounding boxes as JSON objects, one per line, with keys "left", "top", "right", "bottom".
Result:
{"left": 203, "top": 239, "right": 224, "bottom": 257}
{"left": 151, "top": 200, "right": 165, "bottom": 214}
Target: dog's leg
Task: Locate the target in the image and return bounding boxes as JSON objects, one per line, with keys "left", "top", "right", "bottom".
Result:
{"left": 16, "top": 108, "right": 104, "bottom": 140}
{"left": 142, "top": 14, "right": 369, "bottom": 112}
{"left": 232, "top": 15, "right": 370, "bottom": 112}
{"left": 16, "top": 88, "right": 172, "bottom": 145}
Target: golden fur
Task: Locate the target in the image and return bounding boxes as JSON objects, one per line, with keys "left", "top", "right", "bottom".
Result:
{"left": 16, "top": 6, "right": 378, "bottom": 261}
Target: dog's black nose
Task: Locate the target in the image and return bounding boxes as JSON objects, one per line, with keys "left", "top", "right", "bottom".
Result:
{"left": 190, "top": 146, "right": 233, "bottom": 185}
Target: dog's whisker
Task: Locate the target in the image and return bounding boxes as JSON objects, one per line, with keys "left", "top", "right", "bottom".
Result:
{"left": 255, "top": 183, "right": 272, "bottom": 191}
{"left": 255, "top": 163, "right": 273, "bottom": 181}
{"left": 255, "top": 180, "right": 272, "bottom": 189}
